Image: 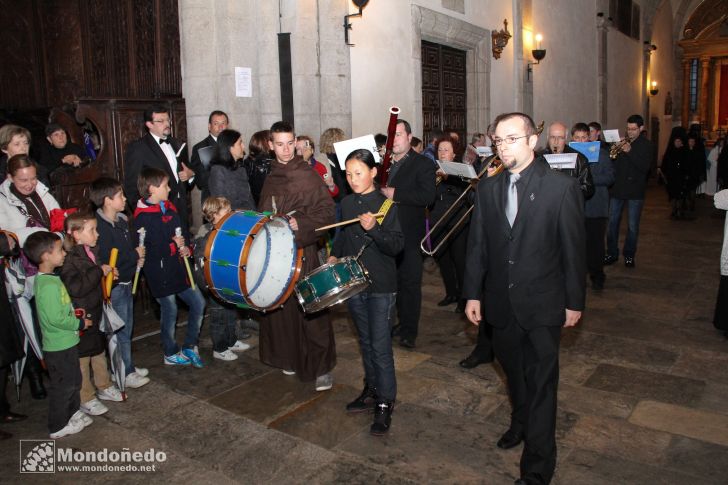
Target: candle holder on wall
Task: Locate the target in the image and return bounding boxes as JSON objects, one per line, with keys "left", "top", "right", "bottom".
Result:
{"left": 344, "top": 0, "right": 369, "bottom": 46}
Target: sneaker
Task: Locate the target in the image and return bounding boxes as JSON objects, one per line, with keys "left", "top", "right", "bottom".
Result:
{"left": 603, "top": 254, "right": 618, "bottom": 265}
{"left": 315, "top": 373, "right": 333, "bottom": 391}
{"left": 370, "top": 401, "right": 394, "bottom": 436}
{"left": 624, "top": 257, "right": 635, "bottom": 268}
{"left": 213, "top": 349, "right": 239, "bottom": 361}
{"left": 97, "top": 386, "right": 124, "bottom": 402}
{"left": 70, "top": 410, "right": 93, "bottom": 428}
{"left": 50, "top": 419, "right": 84, "bottom": 439}
{"left": 282, "top": 369, "right": 296, "bottom": 376}
{"left": 346, "top": 383, "right": 378, "bottom": 413}
{"left": 182, "top": 348, "right": 204, "bottom": 369}
{"left": 125, "top": 372, "right": 150, "bottom": 389}
{"left": 164, "top": 352, "right": 191, "bottom": 366}
{"left": 229, "top": 340, "right": 251, "bottom": 352}
{"left": 80, "top": 398, "right": 108, "bottom": 416}
{"left": 134, "top": 367, "right": 149, "bottom": 378}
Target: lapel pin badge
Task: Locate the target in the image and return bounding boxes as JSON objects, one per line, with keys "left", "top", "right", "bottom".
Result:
{"left": 529, "top": 193, "right": 535, "bottom": 201}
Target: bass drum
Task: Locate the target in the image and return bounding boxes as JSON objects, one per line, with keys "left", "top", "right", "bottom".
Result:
{"left": 204, "top": 210, "right": 303, "bottom": 311}
{"left": 295, "top": 257, "right": 370, "bottom": 313}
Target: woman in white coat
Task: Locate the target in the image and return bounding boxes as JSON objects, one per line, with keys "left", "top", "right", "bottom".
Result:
{"left": 713, "top": 189, "right": 728, "bottom": 339}
{"left": 0, "top": 154, "right": 60, "bottom": 247}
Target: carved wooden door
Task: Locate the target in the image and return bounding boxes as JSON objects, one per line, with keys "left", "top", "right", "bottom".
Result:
{"left": 421, "top": 40, "right": 467, "bottom": 146}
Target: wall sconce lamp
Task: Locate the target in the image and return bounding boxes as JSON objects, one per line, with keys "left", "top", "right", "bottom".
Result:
{"left": 491, "top": 19, "right": 512, "bottom": 59}
{"left": 344, "top": 0, "right": 369, "bottom": 46}
{"left": 527, "top": 34, "right": 546, "bottom": 80}
{"left": 649, "top": 81, "right": 659, "bottom": 96}
{"left": 644, "top": 41, "right": 657, "bottom": 54}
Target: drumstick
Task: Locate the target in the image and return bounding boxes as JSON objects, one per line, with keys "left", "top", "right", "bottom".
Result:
{"left": 175, "top": 227, "right": 196, "bottom": 290}
{"left": 316, "top": 212, "right": 386, "bottom": 232}
{"left": 132, "top": 228, "right": 146, "bottom": 295}
{"left": 105, "top": 248, "right": 118, "bottom": 300}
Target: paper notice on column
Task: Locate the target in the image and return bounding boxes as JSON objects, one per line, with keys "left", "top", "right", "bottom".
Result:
{"left": 543, "top": 153, "right": 577, "bottom": 169}
{"left": 603, "top": 129, "right": 621, "bottom": 143}
{"left": 235, "top": 67, "right": 252, "bottom": 97}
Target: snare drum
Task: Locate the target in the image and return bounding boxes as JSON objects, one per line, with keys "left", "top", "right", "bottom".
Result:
{"left": 295, "top": 257, "right": 370, "bottom": 313}
{"left": 204, "top": 211, "right": 303, "bottom": 311}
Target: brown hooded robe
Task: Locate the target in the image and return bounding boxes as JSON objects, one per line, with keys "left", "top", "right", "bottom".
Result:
{"left": 257, "top": 156, "right": 336, "bottom": 381}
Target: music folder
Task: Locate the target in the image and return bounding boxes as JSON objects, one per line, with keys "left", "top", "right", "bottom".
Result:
{"left": 333, "top": 135, "right": 381, "bottom": 170}
{"left": 543, "top": 153, "right": 577, "bottom": 169}
{"left": 197, "top": 146, "right": 215, "bottom": 169}
{"left": 436, "top": 160, "right": 477, "bottom": 179}
{"left": 568, "top": 141, "right": 601, "bottom": 163}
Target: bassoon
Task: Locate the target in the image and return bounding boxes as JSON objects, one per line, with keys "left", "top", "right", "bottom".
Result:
{"left": 377, "top": 106, "right": 400, "bottom": 186}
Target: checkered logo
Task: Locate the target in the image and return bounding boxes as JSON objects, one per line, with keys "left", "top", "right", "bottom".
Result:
{"left": 20, "top": 440, "right": 55, "bottom": 473}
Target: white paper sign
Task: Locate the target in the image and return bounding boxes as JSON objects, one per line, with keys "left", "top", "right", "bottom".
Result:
{"left": 235, "top": 67, "right": 252, "bottom": 97}
{"left": 544, "top": 153, "right": 577, "bottom": 169}
{"left": 333, "top": 135, "right": 380, "bottom": 170}
{"left": 437, "top": 160, "right": 477, "bottom": 179}
{"left": 603, "top": 129, "right": 620, "bottom": 143}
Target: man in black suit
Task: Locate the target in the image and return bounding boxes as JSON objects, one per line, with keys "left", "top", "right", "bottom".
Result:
{"left": 542, "top": 121, "right": 594, "bottom": 199}
{"left": 124, "top": 106, "right": 196, "bottom": 231}
{"left": 463, "top": 112, "right": 586, "bottom": 485}
{"left": 381, "top": 119, "right": 436, "bottom": 348}
{"left": 190, "top": 110, "right": 228, "bottom": 201}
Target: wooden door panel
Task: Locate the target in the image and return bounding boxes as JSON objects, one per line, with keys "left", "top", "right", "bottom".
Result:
{"left": 421, "top": 40, "right": 466, "bottom": 146}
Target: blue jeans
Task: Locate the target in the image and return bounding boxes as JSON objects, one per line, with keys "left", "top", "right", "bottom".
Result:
{"left": 208, "top": 298, "right": 237, "bottom": 352}
{"left": 111, "top": 282, "right": 135, "bottom": 376}
{"left": 607, "top": 198, "right": 644, "bottom": 259}
{"left": 347, "top": 292, "right": 397, "bottom": 401}
{"left": 156, "top": 287, "right": 206, "bottom": 357}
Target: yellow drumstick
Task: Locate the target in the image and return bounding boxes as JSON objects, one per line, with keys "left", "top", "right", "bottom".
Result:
{"left": 105, "top": 248, "right": 118, "bottom": 300}
{"left": 315, "top": 198, "right": 393, "bottom": 232}
{"left": 175, "top": 227, "right": 196, "bottom": 290}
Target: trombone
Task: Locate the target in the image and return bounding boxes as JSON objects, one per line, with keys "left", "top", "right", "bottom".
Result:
{"left": 421, "top": 155, "right": 502, "bottom": 256}
{"left": 420, "top": 120, "right": 544, "bottom": 256}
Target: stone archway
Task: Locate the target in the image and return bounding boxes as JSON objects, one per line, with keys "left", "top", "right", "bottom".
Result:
{"left": 411, "top": 6, "right": 490, "bottom": 138}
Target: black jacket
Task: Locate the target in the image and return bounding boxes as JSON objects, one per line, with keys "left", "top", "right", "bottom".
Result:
{"left": 387, "top": 149, "right": 437, "bottom": 248}
{"left": 37, "top": 141, "right": 87, "bottom": 175}
{"left": 462, "top": 157, "right": 586, "bottom": 329}
{"left": 610, "top": 133, "right": 654, "bottom": 200}
{"left": 0, "top": 234, "right": 24, "bottom": 368}
{"left": 60, "top": 245, "right": 106, "bottom": 358}
{"left": 124, "top": 133, "right": 197, "bottom": 231}
{"left": 332, "top": 191, "right": 404, "bottom": 293}
{"left": 95, "top": 210, "right": 138, "bottom": 284}
{"left": 208, "top": 163, "right": 256, "bottom": 211}
{"left": 542, "top": 145, "right": 595, "bottom": 200}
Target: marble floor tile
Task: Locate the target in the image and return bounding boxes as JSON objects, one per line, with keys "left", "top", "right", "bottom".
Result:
{"left": 628, "top": 400, "right": 728, "bottom": 447}
{"left": 583, "top": 363, "right": 706, "bottom": 406}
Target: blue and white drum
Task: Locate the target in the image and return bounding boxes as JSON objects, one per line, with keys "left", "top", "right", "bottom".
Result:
{"left": 203, "top": 210, "right": 303, "bottom": 311}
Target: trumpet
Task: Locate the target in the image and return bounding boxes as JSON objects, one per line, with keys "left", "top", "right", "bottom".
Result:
{"left": 609, "top": 138, "right": 630, "bottom": 159}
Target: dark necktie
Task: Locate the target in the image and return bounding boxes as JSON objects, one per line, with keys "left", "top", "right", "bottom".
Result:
{"left": 506, "top": 172, "right": 520, "bottom": 227}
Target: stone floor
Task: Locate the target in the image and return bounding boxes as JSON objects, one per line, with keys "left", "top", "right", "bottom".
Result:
{"left": 3, "top": 182, "right": 728, "bottom": 484}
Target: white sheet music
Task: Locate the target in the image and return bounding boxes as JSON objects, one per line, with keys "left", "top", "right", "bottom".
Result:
{"left": 437, "top": 160, "right": 477, "bottom": 179}
{"left": 544, "top": 153, "right": 577, "bottom": 169}
{"left": 333, "top": 135, "right": 381, "bottom": 170}
{"left": 603, "top": 129, "right": 621, "bottom": 143}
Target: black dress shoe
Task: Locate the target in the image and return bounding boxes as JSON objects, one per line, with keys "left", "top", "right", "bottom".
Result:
{"left": 1, "top": 412, "right": 28, "bottom": 423}
{"left": 437, "top": 295, "right": 458, "bottom": 306}
{"left": 603, "top": 255, "right": 618, "bottom": 265}
{"left": 496, "top": 428, "right": 524, "bottom": 449}
{"left": 399, "top": 338, "right": 416, "bottom": 349}
{"left": 459, "top": 353, "right": 493, "bottom": 369}
{"left": 624, "top": 257, "right": 635, "bottom": 268}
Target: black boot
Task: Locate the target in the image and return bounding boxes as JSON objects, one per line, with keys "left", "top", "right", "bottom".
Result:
{"left": 25, "top": 362, "right": 47, "bottom": 400}
{"left": 346, "top": 383, "right": 377, "bottom": 413}
{"left": 370, "top": 401, "right": 394, "bottom": 436}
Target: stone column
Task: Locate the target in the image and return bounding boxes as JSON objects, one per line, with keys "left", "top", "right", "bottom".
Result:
{"left": 682, "top": 59, "right": 691, "bottom": 128}
{"left": 699, "top": 56, "right": 711, "bottom": 127}
{"left": 596, "top": 14, "right": 608, "bottom": 125}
